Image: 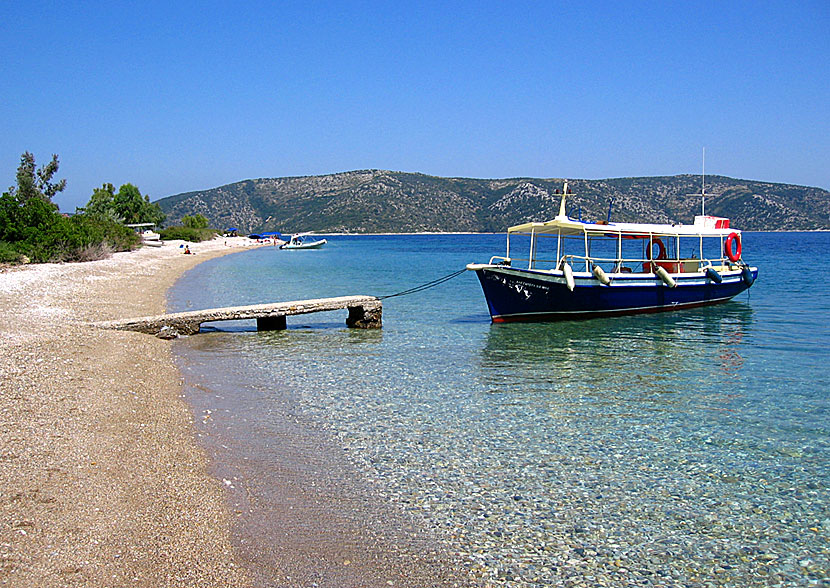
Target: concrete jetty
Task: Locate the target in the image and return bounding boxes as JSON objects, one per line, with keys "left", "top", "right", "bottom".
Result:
{"left": 94, "top": 295, "right": 382, "bottom": 336}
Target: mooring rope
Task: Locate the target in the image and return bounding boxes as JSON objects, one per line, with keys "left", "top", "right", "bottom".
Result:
{"left": 377, "top": 268, "right": 468, "bottom": 300}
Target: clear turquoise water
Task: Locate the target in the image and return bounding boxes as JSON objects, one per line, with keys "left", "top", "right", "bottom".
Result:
{"left": 169, "top": 232, "right": 829, "bottom": 587}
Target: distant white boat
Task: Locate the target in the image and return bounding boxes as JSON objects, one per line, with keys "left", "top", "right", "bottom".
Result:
{"left": 279, "top": 233, "right": 327, "bottom": 250}
{"left": 142, "top": 235, "right": 163, "bottom": 247}
{"left": 126, "top": 223, "right": 163, "bottom": 246}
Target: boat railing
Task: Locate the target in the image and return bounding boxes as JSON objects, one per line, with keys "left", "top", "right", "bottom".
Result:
{"left": 519, "top": 254, "right": 738, "bottom": 274}
{"left": 498, "top": 255, "right": 560, "bottom": 269}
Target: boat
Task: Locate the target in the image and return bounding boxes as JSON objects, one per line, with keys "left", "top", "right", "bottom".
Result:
{"left": 126, "top": 223, "right": 163, "bottom": 247}
{"left": 141, "top": 234, "right": 163, "bottom": 247}
{"left": 467, "top": 181, "right": 758, "bottom": 322}
{"left": 279, "top": 233, "right": 327, "bottom": 250}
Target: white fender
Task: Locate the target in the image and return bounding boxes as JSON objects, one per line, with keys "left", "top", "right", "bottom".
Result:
{"left": 655, "top": 266, "right": 677, "bottom": 288}
{"left": 592, "top": 264, "right": 611, "bottom": 285}
{"left": 562, "top": 263, "right": 575, "bottom": 291}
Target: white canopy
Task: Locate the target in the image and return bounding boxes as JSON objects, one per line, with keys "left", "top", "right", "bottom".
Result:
{"left": 509, "top": 215, "right": 738, "bottom": 239}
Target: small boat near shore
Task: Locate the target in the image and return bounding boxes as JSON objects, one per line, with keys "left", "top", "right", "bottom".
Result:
{"left": 467, "top": 181, "right": 758, "bottom": 322}
{"left": 279, "top": 233, "right": 327, "bottom": 250}
{"left": 126, "top": 223, "right": 163, "bottom": 247}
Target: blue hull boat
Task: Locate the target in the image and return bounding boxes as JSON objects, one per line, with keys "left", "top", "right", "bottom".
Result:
{"left": 472, "top": 264, "right": 757, "bottom": 322}
{"left": 468, "top": 181, "right": 758, "bottom": 323}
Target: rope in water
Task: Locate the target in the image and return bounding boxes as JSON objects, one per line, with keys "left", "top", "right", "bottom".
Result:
{"left": 376, "top": 268, "right": 468, "bottom": 300}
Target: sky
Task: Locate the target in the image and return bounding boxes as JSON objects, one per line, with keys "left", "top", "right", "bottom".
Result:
{"left": 1, "top": 0, "right": 828, "bottom": 212}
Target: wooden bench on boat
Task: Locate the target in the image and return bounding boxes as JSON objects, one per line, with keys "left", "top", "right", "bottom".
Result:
{"left": 94, "top": 295, "right": 382, "bottom": 336}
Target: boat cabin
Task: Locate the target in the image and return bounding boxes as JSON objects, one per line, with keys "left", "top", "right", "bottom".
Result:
{"left": 494, "top": 211, "right": 743, "bottom": 278}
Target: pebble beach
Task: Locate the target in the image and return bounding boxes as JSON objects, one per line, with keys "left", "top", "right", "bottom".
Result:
{"left": 0, "top": 238, "right": 259, "bottom": 587}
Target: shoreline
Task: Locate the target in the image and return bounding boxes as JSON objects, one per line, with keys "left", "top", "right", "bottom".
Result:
{"left": 1, "top": 237, "right": 474, "bottom": 587}
{"left": 0, "top": 237, "right": 261, "bottom": 587}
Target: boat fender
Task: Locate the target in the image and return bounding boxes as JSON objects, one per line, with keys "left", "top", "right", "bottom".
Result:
{"left": 655, "top": 265, "right": 677, "bottom": 288}
{"left": 704, "top": 266, "right": 722, "bottom": 284}
{"left": 592, "top": 264, "right": 611, "bottom": 285}
{"left": 562, "top": 262, "right": 575, "bottom": 292}
{"left": 725, "top": 232, "right": 742, "bottom": 262}
{"left": 741, "top": 264, "right": 755, "bottom": 286}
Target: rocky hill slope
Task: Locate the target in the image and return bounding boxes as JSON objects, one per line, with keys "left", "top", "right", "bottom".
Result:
{"left": 156, "top": 170, "right": 830, "bottom": 233}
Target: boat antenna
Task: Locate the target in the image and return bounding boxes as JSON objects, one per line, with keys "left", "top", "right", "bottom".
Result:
{"left": 701, "top": 147, "right": 705, "bottom": 216}
{"left": 687, "top": 148, "right": 709, "bottom": 216}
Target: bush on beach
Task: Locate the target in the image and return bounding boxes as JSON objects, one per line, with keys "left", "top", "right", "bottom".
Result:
{"left": 158, "top": 226, "right": 218, "bottom": 242}
{"left": 1, "top": 152, "right": 143, "bottom": 264}
{"left": 158, "top": 214, "right": 218, "bottom": 242}
{"left": 0, "top": 241, "right": 22, "bottom": 263}
{"left": 0, "top": 197, "right": 139, "bottom": 263}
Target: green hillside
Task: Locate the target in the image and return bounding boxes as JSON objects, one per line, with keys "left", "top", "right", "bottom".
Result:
{"left": 156, "top": 170, "right": 830, "bottom": 233}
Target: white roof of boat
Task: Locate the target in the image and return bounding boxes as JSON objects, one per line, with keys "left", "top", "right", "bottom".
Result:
{"left": 508, "top": 215, "right": 739, "bottom": 238}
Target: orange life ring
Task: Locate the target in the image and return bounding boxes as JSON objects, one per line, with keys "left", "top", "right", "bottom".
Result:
{"left": 724, "top": 232, "right": 741, "bottom": 262}
{"left": 646, "top": 238, "right": 667, "bottom": 261}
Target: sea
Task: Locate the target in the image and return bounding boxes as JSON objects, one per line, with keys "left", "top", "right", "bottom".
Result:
{"left": 168, "top": 232, "right": 829, "bottom": 587}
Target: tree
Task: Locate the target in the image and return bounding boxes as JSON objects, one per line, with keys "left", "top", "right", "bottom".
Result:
{"left": 80, "top": 183, "right": 119, "bottom": 220}
{"left": 113, "top": 183, "right": 165, "bottom": 225}
{"left": 112, "top": 183, "right": 144, "bottom": 224}
{"left": 181, "top": 213, "right": 209, "bottom": 229}
{"left": 2, "top": 152, "right": 138, "bottom": 263}
{"left": 1, "top": 152, "right": 66, "bottom": 243}
{"left": 7, "top": 151, "right": 66, "bottom": 204}
{"left": 79, "top": 182, "right": 165, "bottom": 226}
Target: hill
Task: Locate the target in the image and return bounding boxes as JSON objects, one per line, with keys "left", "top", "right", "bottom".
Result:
{"left": 156, "top": 171, "right": 830, "bottom": 233}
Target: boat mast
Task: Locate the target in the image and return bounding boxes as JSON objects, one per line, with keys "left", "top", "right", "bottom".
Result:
{"left": 701, "top": 147, "right": 706, "bottom": 216}
{"left": 557, "top": 181, "right": 569, "bottom": 218}
{"left": 688, "top": 148, "right": 708, "bottom": 217}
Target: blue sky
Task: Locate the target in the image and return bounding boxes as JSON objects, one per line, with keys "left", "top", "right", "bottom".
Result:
{"left": 1, "top": 0, "right": 828, "bottom": 212}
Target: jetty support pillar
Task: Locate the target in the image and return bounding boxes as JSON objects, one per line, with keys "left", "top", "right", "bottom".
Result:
{"left": 346, "top": 300, "right": 383, "bottom": 329}
{"left": 257, "top": 315, "right": 287, "bottom": 331}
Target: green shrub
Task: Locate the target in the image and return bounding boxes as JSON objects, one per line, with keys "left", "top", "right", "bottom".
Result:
{"left": 64, "top": 215, "right": 139, "bottom": 260}
{"left": 159, "top": 226, "right": 217, "bottom": 242}
{"left": 0, "top": 241, "right": 23, "bottom": 263}
{"left": 2, "top": 152, "right": 145, "bottom": 263}
{"left": 181, "top": 214, "right": 209, "bottom": 229}
{"left": 0, "top": 211, "right": 139, "bottom": 263}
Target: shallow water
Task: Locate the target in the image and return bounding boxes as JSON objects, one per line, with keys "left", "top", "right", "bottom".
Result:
{"left": 170, "top": 232, "right": 829, "bottom": 587}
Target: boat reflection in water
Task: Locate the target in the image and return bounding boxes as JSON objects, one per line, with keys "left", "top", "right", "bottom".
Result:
{"left": 477, "top": 302, "right": 755, "bottom": 405}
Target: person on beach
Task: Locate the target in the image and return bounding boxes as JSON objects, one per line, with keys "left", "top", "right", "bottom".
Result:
{"left": 183, "top": 245, "right": 192, "bottom": 255}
